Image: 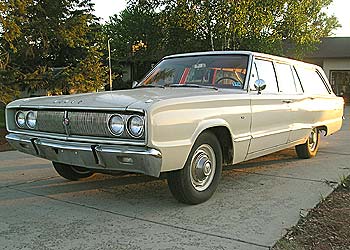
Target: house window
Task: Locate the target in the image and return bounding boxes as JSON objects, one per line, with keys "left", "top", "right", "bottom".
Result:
{"left": 330, "top": 70, "right": 350, "bottom": 103}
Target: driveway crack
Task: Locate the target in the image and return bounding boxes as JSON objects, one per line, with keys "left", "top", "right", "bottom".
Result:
{"left": 318, "top": 150, "right": 350, "bottom": 156}
{"left": 0, "top": 176, "right": 59, "bottom": 189}
{"left": 232, "top": 169, "right": 339, "bottom": 187}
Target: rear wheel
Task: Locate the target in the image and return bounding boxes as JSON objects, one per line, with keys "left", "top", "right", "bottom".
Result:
{"left": 295, "top": 128, "right": 320, "bottom": 159}
{"left": 52, "top": 162, "right": 94, "bottom": 181}
{"left": 167, "top": 132, "right": 222, "bottom": 205}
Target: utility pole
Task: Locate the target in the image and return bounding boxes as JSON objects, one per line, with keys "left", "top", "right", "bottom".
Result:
{"left": 108, "top": 38, "right": 113, "bottom": 91}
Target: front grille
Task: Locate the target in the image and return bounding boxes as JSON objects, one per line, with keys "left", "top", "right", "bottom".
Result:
{"left": 37, "top": 110, "right": 65, "bottom": 134}
{"left": 68, "top": 111, "right": 112, "bottom": 137}
{"left": 33, "top": 110, "right": 145, "bottom": 140}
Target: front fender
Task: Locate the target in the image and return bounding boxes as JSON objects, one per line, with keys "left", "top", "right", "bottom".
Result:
{"left": 149, "top": 111, "right": 233, "bottom": 172}
{"left": 146, "top": 96, "right": 251, "bottom": 172}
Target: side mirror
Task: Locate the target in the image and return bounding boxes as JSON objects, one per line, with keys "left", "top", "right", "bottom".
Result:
{"left": 254, "top": 79, "right": 266, "bottom": 94}
{"left": 132, "top": 81, "right": 139, "bottom": 88}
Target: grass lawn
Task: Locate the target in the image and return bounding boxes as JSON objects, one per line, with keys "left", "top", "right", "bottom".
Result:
{"left": 0, "top": 107, "right": 5, "bottom": 129}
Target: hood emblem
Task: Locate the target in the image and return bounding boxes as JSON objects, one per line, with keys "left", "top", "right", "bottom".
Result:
{"left": 53, "top": 99, "right": 82, "bottom": 104}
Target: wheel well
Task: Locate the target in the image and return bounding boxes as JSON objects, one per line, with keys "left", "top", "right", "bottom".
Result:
{"left": 204, "top": 126, "right": 233, "bottom": 165}
{"left": 317, "top": 125, "right": 328, "bottom": 136}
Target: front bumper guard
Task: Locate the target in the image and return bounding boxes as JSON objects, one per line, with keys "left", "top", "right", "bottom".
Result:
{"left": 6, "top": 133, "right": 162, "bottom": 177}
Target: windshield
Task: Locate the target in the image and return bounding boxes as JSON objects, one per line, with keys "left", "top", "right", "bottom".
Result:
{"left": 139, "top": 55, "right": 249, "bottom": 89}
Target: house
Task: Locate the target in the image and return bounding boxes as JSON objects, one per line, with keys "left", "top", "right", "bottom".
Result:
{"left": 303, "top": 37, "right": 350, "bottom": 103}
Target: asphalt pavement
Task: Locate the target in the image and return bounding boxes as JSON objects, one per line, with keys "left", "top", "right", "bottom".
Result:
{"left": 0, "top": 107, "right": 349, "bottom": 250}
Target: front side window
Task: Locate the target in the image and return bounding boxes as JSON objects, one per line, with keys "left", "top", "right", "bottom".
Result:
{"left": 140, "top": 55, "right": 249, "bottom": 89}
{"left": 254, "top": 59, "right": 278, "bottom": 93}
{"left": 249, "top": 63, "right": 259, "bottom": 89}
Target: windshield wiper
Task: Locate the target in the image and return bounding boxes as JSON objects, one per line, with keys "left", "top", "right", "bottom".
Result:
{"left": 164, "top": 83, "right": 218, "bottom": 90}
{"left": 133, "top": 84, "right": 165, "bottom": 89}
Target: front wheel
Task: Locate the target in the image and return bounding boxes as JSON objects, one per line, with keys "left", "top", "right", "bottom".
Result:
{"left": 167, "top": 132, "right": 222, "bottom": 205}
{"left": 52, "top": 162, "right": 94, "bottom": 181}
{"left": 295, "top": 128, "right": 320, "bottom": 159}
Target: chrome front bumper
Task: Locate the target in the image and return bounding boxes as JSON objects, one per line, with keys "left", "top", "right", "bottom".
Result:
{"left": 6, "top": 133, "right": 162, "bottom": 177}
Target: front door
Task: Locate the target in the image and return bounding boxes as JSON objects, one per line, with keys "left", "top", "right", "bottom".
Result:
{"left": 248, "top": 59, "right": 291, "bottom": 153}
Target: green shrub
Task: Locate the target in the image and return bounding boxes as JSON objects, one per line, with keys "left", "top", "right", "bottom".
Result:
{"left": 0, "top": 107, "right": 5, "bottom": 128}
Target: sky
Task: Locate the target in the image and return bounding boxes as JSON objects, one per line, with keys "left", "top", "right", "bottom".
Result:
{"left": 326, "top": 0, "right": 350, "bottom": 36}
{"left": 92, "top": 0, "right": 350, "bottom": 37}
{"left": 92, "top": 0, "right": 127, "bottom": 22}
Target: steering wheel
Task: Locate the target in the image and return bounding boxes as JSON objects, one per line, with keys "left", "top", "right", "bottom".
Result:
{"left": 215, "top": 77, "right": 240, "bottom": 85}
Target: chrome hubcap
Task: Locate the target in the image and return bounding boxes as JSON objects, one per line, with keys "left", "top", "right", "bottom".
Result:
{"left": 308, "top": 128, "right": 318, "bottom": 151}
{"left": 190, "top": 144, "right": 216, "bottom": 191}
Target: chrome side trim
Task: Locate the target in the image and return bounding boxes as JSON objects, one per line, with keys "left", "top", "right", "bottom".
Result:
{"left": 233, "top": 135, "right": 252, "bottom": 142}
{"left": 233, "top": 130, "right": 291, "bottom": 142}
{"left": 251, "top": 128, "right": 291, "bottom": 139}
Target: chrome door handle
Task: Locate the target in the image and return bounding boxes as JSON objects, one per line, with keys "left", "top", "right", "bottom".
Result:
{"left": 282, "top": 100, "right": 292, "bottom": 103}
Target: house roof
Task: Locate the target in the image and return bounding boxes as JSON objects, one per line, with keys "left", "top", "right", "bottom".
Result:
{"left": 306, "top": 37, "right": 350, "bottom": 58}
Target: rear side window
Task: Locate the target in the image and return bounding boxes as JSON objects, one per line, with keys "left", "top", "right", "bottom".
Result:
{"left": 254, "top": 59, "right": 278, "bottom": 93}
{"left": 275, "top": 63, "right": 297, "bottom": 94}
{"left": 295, "top": 67, "right": 330, "bottom": 95}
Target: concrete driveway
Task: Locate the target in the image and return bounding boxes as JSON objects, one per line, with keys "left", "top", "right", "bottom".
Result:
{"left": 1, "top": 108, "right": 349, "bottom": 250}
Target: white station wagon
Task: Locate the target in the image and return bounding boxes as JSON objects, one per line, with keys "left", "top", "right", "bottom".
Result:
{"left": 6, "top": 51, "right": 344, "bottom": 204}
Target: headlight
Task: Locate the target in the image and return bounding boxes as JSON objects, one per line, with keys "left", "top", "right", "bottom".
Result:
{"left": 127, "top": 115, "right": 144, "bottom": 138}
{"left": 26, "top": 111, "right": 37, "bottom": 129}
{"left": 108, "top": 115, "right": 124, "bottom": 136}
{"left": 15, "top": 111, "right": 26, "bottom": 128}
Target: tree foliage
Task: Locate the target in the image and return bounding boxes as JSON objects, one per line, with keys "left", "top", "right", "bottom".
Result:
{"left": 103, "top": 3, "right": 165, "bottom": 82}
{"left": 0, "top": 0, "right": 340, "bottom": 102}
{"left": 0, "top": 0, "right": 107, "bottom": 103}
{"left": 105, "top": 0, "right": 339, "bottom": 80}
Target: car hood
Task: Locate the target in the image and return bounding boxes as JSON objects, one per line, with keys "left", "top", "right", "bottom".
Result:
{"left": 7, "top": 88, "right": 227, "bottom": 110}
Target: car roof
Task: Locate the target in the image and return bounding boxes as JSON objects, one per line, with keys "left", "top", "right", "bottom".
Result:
{"left": 163, "top": 51, "right": 318, "bottom": 70}
{"left": 163, "top": 51, "right": 254, "bottom": 59}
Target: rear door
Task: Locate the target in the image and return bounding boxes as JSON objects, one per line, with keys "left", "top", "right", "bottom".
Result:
{"left": 274, "top": 62, "right": 305, "bottom": 143}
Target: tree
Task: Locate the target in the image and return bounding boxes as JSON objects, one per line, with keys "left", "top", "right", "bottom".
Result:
{"left": 103, "top": 3, "right": 166, "bottom": 83}
{"left": 122, "top": 0, "right": 339, "bottom": 57}
{"left": 0, "top": 0, "right": 107, "bottom": 103}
